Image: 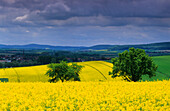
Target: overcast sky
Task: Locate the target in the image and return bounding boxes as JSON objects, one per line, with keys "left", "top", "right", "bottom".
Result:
{"left": 0, "top": 0, "right": 170, "bottom": 46}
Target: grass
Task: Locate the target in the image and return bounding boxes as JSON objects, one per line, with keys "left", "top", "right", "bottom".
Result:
{"left": 153, "top": 56, "right": 170, "bottom": 75}
{"left": 106, "top": 55, "right": 170, "bottom": 81}
{"left": 142, "top": 55, "right": 170, "bottom": 81}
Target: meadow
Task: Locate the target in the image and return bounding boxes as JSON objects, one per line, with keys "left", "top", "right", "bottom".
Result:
{"left": 142, "top": 55, "right": 170, "bottom": 81}
{"left": 0, "top": 81, "right": 169, "bottom": 110}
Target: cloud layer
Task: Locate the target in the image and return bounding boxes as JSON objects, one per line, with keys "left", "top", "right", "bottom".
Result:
{"left": 0, "top": 0, "right": 170, "bottom": 46}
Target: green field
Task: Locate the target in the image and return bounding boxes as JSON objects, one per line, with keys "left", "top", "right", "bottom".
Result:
{"left": 106, "top": 55, "right": 170, "bottom": 81}
{"left": 142, "top": 55, "right": 170, "bottom": 81}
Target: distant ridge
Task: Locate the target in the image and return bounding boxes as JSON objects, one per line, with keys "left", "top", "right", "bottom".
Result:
{"left": 0, "top": 44, "right": 86, "bottom": 51}
{"left": 0, "top": 42, "right": 170, "bottom": 51}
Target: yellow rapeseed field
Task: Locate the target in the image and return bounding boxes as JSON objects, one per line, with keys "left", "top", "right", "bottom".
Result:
{"left": 0, "top": 61, "right": 122, "bottom": 82}
{"left": 0, "top": 81, "right": 169, "bottom": 110}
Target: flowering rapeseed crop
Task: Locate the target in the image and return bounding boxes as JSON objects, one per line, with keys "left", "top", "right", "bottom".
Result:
{"left": 0, "top": 81, "right": 169, "bottom": 110}
{"left": 0, "top": 61, "right": 115, "bottom": 82}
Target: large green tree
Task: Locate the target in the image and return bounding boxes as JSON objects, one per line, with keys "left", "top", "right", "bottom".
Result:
{"left": 109, "top": 47, "right": 158, "bottom": 82}
{"left": 46, "top": 61, "right": 83, "bottom": 82}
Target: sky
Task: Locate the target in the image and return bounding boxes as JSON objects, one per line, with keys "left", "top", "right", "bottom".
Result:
{"left": 0, "top": 0, "right": 170, "bottom": 46}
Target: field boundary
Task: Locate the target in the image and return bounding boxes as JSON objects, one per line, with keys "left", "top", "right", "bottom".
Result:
{"left": 95, "top": 61, "right": 112, "bottom": 68}
{"left": 83, "top": 63, "right": 107, "bottom": 80}
{"left": 31, "top": 68, "right": 41, "bottom": 81}
{"left": 157, "top": 70, "right": 170, "bottom": 79}
{"left": 12, "top": 68, "right": 20, "bottom": 82}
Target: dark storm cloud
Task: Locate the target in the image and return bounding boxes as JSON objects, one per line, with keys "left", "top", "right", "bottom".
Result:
{"left": 2, "top": 0, "right": 170, "bottom": 17}
{"left": 0, "top": 0, "right": 170, "bottom": 46}
{"left": 0, "top": 0, "right": 170, "bottom": 27}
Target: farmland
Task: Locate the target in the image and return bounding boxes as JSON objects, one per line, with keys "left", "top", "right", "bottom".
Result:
{"left": 106, "top": 55, "right": 170, "bottom": 81}
{"left": 142, "top": 55, "right": 170, "bottom": 81}
{"left": 0, "top": 61, "right": 121, "bottom": 82}
{"left": 0, "top": 55, "right": 170, "bottom": 82}
{"left": 0, "top": 56, "right": 169, "bottom": 110}
{"left": 0, "top": 81, "right": 169, "bottom": 110}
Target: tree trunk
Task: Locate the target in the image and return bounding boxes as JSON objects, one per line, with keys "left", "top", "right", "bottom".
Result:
{"left": 132, "top": 76, "right": 138, "bottom": 82}
{"left": 61, "top": 79, "right": 64, "bottom": 82}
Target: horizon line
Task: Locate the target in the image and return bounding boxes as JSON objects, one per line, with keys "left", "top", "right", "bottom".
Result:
{"left": 0, "top": 41, "right": 170, "bottom": 47}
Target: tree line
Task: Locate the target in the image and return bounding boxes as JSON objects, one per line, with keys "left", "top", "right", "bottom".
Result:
{"left": 0, "top": 51, "right": 107, "bottom": 68}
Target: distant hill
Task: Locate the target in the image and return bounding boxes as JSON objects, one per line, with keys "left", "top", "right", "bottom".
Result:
{"left": 0, "top": 42, "right": 170, "bottom": 51}
{"left": 108, "top": 42, "right": 170, "bottom": 51}
{"left": 0, "top": 44, "right": 86, "bottom": 51}
{"left": 88, "top": 42, "right": 170, "bottom": 51}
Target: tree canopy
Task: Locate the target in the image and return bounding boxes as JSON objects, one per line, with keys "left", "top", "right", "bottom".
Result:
{"left": 109, "top": 47, "right": 158, "bottom": 82}
{"left": 46, "top": 61, "right": 83, "bottom": 82}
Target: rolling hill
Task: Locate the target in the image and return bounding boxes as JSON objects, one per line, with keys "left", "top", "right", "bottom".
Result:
{"left": 0, "top": 55, "right": 170, "bottom": 82}
{"left": 142, "top": 55, "right": 170, "bottom": 81}
{"left": 0, "top": 44, "right": 85, "bottom": 51}
{"left": 0, "top": 42, "right": 170, "bottom": 51}
{"left": 0, "top": 61, "right": 122, "bottom": 82}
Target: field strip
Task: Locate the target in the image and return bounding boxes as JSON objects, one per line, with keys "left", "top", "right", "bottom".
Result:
{"left": 31, "top": 67, "right": 41, "bottom": 81}
{"left": 76, "top": 62, "right": 108, "bottom": 81}
{"left": 157, "top": 70, "right": 170, "bottom": 79}
{"left": 12, "top": 68, "right": 20, "bottom": 82}
{"left": 94, "top": 61, "right": 112, "bottom": 68}
{"left": 79, "top": 73, "right": 85, "bottom": 81}
{"left": 82, "top": 63, "right": 107, "bottom": 80}
{"left": 3, "top": 69, "right": 8, "bottom": 76}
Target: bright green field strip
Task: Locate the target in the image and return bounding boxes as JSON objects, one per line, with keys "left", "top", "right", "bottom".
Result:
{"left": 153, "top": 56, "right": 170, "bottom": 76}
{"left": 142, "top": 55, "right": 170, "bottom": 81}
{"left": 142, "top": 72, "right": 168, "bottom": 81}
{"left": 153, "top": 56, "right": 170, "bottom": 80}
